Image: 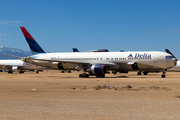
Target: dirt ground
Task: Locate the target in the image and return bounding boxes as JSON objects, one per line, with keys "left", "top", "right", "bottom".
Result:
{"left": 0, "top": 70, "right": 180, "bottom": 120}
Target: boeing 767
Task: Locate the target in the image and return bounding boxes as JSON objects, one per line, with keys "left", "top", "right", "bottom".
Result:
{"left": 20, "top": 26, "right": 177, "bottom": 78}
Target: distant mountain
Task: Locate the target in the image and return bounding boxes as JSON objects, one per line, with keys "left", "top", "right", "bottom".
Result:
{"left": 0, "top": 46, "right": 32, "bottom": 59}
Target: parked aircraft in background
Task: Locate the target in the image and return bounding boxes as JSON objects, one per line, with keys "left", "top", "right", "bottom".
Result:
{"left": 0, "top": 59, "right": 44, "bottom": 73}
{"left": 72, "top": 48, "right": 80, "bottom": 52}
{"left": 72, "top": 48, "right": 109, "bottom": 52}
{"left": 20, "top": 26, "right": 177, "bottom": 78}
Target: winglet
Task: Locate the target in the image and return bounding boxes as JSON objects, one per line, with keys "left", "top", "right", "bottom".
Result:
{"left": 20, "top": 26, "right": 46, "bottom": 55}
{"left": 165, "top": 49, "right": 178, "bottom": 61}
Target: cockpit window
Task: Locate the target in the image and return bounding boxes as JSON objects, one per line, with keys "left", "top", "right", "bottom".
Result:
{"left": 166, "top": 56, "right": 174, "bottom": 59}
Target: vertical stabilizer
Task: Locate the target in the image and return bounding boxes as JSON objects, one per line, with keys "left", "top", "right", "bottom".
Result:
{"left": 72, "top": 48, "right": 80, "bottom": 52}
{"left": 20, "top": 26, "right": 46, "bottom": 55}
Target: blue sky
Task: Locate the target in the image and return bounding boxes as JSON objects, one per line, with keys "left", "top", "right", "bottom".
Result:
{"left": 0, "top": 0, "right": 180, "bottom": 58}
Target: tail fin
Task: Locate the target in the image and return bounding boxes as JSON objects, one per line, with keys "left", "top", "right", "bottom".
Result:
{"left": 20, "top": 26, "right": 46, "bottom": 55}
{"left": 72, "top": 48, "right": 80, "bottom": 52}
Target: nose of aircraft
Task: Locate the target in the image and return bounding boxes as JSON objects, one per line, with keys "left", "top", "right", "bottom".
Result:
{"left": 174, "top": 59, "right": 177, "bottom": 66}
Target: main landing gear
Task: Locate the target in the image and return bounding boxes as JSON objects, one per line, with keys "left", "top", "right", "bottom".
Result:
{"left": 19, "top": 70, "right": 24, "bottom": 73}
{"left": 137, "top": 71, "right": 142, "bottom": 75}
{"left": 161, "top": 71, "right": 166, "bottom": 78}
{"left": 143, "top": 72, "right": 148, "bottom": 75}
{"left": 137, "top": 71, "right": 166, "bottom": 78}
{"left": 79, "top": 73, "right": 89, "bottom": 78}
{"left": 8, "top": 70, "right": 13, "bottom": 73}
{"left": 79, "top": 73, "right": 105, "bottom": 78}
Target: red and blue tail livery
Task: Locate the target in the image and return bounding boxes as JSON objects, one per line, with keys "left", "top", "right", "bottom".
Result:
{"left": 20, "top": 26, "right": 46, "bottom": 55}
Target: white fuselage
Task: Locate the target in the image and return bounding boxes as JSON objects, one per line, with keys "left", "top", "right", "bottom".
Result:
{"left": 25, "top": 51, "right": 176, "bottom": 72}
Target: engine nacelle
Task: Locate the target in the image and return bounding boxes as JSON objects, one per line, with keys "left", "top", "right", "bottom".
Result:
{"left": 12, "top": 66, "right": 18, "bottom": 71}
{"left": 86, "top": 65, "right": 106, "bottom": 75}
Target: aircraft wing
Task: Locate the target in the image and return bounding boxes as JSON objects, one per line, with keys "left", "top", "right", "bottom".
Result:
{"left": 3, "top": 53, "right": 22, "bottom": 59}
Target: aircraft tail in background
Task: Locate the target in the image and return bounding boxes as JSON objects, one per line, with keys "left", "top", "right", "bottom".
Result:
{"left": 72, "top": 48, "right": 80, "bottom": 52}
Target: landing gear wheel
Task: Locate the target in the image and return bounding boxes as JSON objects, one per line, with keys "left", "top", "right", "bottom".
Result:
{"left": 36, "top": 71, "right": 39, "bottom": 74}
{"left": 19, "top": 70, "right": 24, "bottom": 74}
{"left": 161, "top": 74, "right": 166, "bottom": 78}
{"left": 137, "top": 72, "right": 141, "bottom": 75}
{"left": 79, "top": 74, "right": 89, "bottom": 78}
{"left": 161, "top": 71, "right": 166, "bottom": 78}
{"left": 79, "top": 74, "right": 83, "bottom": 78}
{"left": 61, "top": 71, "right": 65, "bottom": 73}
{"left": 85, "top": 74, "right": 89, "bottom": 78}
{"left": 143, "top": 72, "right": 148, "bottom": 75}
{"left": 8, "top": 71, "right": 13, "bottom": 74}
{"left": 67, "top": 70, "right": 71, "bottom": 73}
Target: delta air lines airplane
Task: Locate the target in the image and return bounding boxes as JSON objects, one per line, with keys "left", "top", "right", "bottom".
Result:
{"left": 20, "top": 26, "right": 177, "bottom": 78}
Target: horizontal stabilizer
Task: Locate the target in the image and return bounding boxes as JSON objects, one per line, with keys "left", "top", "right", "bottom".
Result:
{"left": 3, "top": 53, "right": 22, "bottom": 59}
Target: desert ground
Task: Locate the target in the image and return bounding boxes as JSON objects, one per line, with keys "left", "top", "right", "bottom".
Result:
{"left": 0, "top": 70, "right": 180, "bottom": 120}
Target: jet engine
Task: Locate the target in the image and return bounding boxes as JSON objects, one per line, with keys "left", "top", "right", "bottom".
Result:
{"left": 86, "top": 65, "right": 106, "bottom": 75}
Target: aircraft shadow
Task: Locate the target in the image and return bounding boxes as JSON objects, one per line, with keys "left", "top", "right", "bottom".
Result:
{"left": 108, "top": 76, "right": 129, "bottom": 78}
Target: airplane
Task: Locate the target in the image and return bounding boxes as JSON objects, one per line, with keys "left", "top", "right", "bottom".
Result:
{"left": 0, "top": 59, "right": 44, "bottom": 73}
{"left": 20, "top": 26, "right": 177, "bottom": 78}
{"left": 0, "top": 40, "right": 46, "bottom": 74}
